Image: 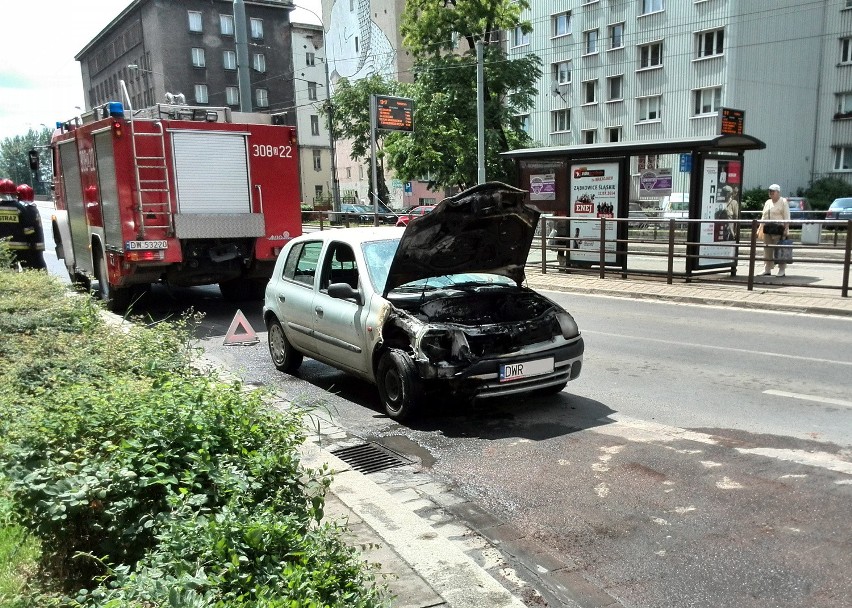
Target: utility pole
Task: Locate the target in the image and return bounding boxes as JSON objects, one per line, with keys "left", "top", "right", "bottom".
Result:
{"left": 476, "top": 40, "right": 486, "bottom": 185}
{"left": 233, "top": 0, "right": 252, "bottom": 112}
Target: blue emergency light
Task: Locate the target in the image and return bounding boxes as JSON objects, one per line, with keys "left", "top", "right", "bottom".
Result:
{"left": 108, "top": 102, "right": 124, "bottom": 118}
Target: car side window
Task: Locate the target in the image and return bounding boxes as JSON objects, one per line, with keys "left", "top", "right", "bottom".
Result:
{"left": 320, "top": 243, "right": 359, "bottom": 291}
{"left": 284, "top": 241, "right": 322, "bottom": 286}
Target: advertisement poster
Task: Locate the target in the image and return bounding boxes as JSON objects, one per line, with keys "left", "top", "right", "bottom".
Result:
{"left": 697, "top": 159, "right": 740, "bottom": 268}
{"left": 529, "top": 173, "right": 556, "bottom": 200}
{"left": 639, "top": 168, "right": 673, "bottom": 196}
{"left": 569, "top": 162, "right": 618, "bottom": 264}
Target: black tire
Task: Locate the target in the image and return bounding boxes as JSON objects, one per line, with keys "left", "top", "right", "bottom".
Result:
{"left": 376, "top": 349, "right": 422, "bottom": 421}
{"left": 267, "top": 318, "right": 303, "bottom": 373}
{"left": 95, "top": 246, "right": 133, "bottom": 312}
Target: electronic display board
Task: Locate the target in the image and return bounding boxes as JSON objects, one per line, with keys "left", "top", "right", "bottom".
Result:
{"left": 376, "top": 95, "right": 414, "bottom": 132}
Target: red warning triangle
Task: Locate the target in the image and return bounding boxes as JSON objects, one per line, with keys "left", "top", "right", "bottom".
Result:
{"left": 223, "top": 309, "right": 259, "bottom": 346}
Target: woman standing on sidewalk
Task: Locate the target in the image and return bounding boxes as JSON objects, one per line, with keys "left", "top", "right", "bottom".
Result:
{"left": 760, "top": 184, "right": 790, "bottom": 277}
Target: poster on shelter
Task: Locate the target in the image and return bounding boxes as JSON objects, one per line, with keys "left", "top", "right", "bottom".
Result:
{"left": 697, "top": 159, "right": 739, "bottom": 268}
{"left": 569, "top": 162, "right": 618, "bottom": 264}
{"left": 529, "top": 173, "right": 556, "bottom": 200}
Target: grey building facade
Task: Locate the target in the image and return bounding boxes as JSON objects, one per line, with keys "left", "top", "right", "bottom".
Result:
{"left": 76, "top": 0, "right": 296, "bottom": 118}
{"left": 507, "top": 0, "right": 852, "bottom": 195}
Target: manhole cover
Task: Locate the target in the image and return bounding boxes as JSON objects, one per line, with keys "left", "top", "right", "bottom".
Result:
{"left": 330, "top": 442, "right": 412, "bottom": 474}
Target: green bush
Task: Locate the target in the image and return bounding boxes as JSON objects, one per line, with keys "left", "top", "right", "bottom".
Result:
{"left": 0, "top": 268, "right": 387, "bottom": 607}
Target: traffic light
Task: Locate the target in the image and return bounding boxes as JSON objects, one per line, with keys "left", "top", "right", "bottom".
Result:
{"left": 28, "top": 150, "right": 39, "bottom": 171}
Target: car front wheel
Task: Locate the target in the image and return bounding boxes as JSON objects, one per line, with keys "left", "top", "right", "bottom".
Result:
{"left": 267, "top": 318, "right": 303, "bottom": 373}
{"left": 376, "top": 349, "right": 422, "bottom": 421}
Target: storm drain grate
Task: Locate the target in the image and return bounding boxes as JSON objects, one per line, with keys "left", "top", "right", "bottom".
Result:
{"left": 330, "top": 443, "right": 412, "bottom": 474}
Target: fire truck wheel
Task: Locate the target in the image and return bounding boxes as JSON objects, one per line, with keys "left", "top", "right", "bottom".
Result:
{"left": 94, "top": 246, "right": 134, "bottom": 312}
{"left": 219, "top": 278, "right": 265, "bottom": 302}
{"left": 267, "top": 318, "right": 303, "bottom": 373}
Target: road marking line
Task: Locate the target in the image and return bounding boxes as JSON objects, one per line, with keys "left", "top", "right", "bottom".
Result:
{"left": 586, "top": 330, "right": 852, "bottom": 367}
{"left": 763, "top": 389, "right": 852, "bottom": 408}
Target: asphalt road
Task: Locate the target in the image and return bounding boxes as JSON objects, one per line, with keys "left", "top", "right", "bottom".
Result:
{"left": 38, "top": 206, "right": 852, "bottom": 607}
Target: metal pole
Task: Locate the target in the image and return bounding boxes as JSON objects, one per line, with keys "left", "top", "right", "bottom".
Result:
{"left": 370, "top": 94, "right": 379, "bottom": 226}
{"left": 476, "top": 40, "right": 486, "bottom": 185}
{"left": 233, "top": 0, "right": 252, "bottom": 112}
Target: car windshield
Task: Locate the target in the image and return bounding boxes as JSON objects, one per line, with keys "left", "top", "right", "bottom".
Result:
{"left": 360, "top": 238, "right": 514, "bottom": 294}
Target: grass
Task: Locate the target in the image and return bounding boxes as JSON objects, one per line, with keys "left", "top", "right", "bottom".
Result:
{"left": 0, "top": 490, "right": 39, "bottom": 605}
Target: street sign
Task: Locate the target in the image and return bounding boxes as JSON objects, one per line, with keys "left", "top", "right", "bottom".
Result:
{"left": 718, "top": 107, "right": 745, "bottom": 135}
{"left": 679, "top": 153, "right": 692, "bottom": 172}
{"left": 375, "top": 95, "right": 414, "bottom": 132}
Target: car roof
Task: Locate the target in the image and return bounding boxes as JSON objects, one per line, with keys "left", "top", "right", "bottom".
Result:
{"left": 830, "top": 197, "right": 852, "bottom": 206}
{"left": 290, "top": 227, "right": 404, "bottom": 247}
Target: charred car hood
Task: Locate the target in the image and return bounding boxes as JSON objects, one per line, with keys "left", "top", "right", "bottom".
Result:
{"left": 383, "top": 182, "right": 538, "bottom": 296}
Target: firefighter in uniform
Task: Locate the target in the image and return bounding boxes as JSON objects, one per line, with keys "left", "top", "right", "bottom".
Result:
{"left": 0, "top": 179, "right": 46, "bottom": 269}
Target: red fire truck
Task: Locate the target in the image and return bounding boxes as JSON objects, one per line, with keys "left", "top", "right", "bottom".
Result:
{"left": 50, "top": 99, "right": 301, "bottom": 311}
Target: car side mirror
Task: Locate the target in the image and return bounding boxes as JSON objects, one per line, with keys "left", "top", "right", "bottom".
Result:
{"left": 328, "top": 282, "right": 363, "bottom": 305}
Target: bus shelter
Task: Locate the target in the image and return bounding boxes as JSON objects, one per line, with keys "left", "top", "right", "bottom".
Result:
{"left": 502, "top": 134, "right": 765, "bottom": 275}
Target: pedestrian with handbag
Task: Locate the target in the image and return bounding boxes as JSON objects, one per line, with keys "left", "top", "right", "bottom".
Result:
{"left": 759, "top": 184, "right": 791, "bottom": 277}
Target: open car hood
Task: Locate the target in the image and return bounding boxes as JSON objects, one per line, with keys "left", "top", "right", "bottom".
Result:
{"left": 383, "top": 182, "right": 539, "bottom": 296}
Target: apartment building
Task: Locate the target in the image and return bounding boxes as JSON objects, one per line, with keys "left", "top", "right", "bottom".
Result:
{"left": 507, "top": 0, "right": 852, "bottom": 194}
{"left": 76, "top": 0, "right": 296, "bottom": 115}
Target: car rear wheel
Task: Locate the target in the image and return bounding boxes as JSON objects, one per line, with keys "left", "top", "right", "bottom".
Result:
{"left": 267, "top": 318, "right": 303, "bottom": 373}
{"left": 94, "top": 245, "right": 134, "bottom": 312}
{"left": 376, "top": 349, "right": 421, "bottom": 421}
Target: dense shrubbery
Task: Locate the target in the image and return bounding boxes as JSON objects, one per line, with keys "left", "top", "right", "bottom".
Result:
{"left": 0, "top": 253, "right": 387, "bottom": 607}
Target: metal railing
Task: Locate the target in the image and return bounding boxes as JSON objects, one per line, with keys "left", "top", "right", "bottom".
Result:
{"left": 536, "top": 216, "right": 852, "bottom": 297}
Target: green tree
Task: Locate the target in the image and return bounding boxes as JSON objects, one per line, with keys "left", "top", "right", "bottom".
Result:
{"left": 804, "top": 176, "right": 852, "bottom": 210}
{"left": 384, "top": 0, "right": 540, "bottom": 189}
{"left": 0, "top": 128, "right": 51, "bottom": 192}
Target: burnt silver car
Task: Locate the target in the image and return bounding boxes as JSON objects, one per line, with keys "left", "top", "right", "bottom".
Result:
{"left": 263, "top": 183, "right": 584, "bottom": 420}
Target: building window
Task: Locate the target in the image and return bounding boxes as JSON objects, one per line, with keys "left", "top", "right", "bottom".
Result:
{"left": 220, "top": 14, "right": 234, "bottom": 36}
{"left": 608, "top": 75, "right": 623, "bottom": 101}
{"left": 641, "top": 0, "right": 664, "bottom": 15}
{"left": 306, "top": 52, "right": 316, "bottom": 66}
{"left": 639, "top": 42, "right": 663, "bottom": 69}
{"left": 518, "top": 114, "right": 530, "bottom": 133}
{"left": 584, "top": 29, "right": 599, "bottom": 54}
{"left": 308, "top": 82, "right": 318, "bottom": 101}
{"left": 637, "top": 154, "right": 660, "bottom": 171}
{"left": 512, "top": 26, "right": 530, "bottom": 47}
{"left": 188, "top": 11, "right": 202, "bottom": 32}
{"left": 696, "top": 29, "right": 724, "bottom": 59}
{"left": 606, "top": 126, "right": 622, "bottom": 142}
{"left": 256, "top": 88, "right": 268, "bottom": 108}
{"left": 553, "top": 61, "right": 572, "bottom": 85}
{"left": 583, "top": 80, "right": 597, "bottom": 104}
{"left": 223, "top": 50, "right": 236, "bottom": 70}
{"left": 250, "top": 18, "right": 263, "bottom": 39}
{"left": 315, "top": 185, "right": 324, "bottom": 200}
{"left": 225, "top": 86, "right": 239, "bottom": 106}
{"left": 836, "top": 92, "right": 852, "bottom": 117}
{"left": 191, "top": 47, "right": 205, "bottom": 68}
{"left": 693, "top": 86, "right": 722, "bottom": 116}
{"left": 313, "top": 150, "right": 322, "bottom": 171}
{"left": 253, "top": 53, "right": 266, "bottom": 73}
{"left": 638, "top": 95, "right": 662, "bottom": 122}
{"left": 194, "top": 84, "right": 208, "bottom": 104}
{"left": 582, "top": 129, "right": 597, "bottom": 144}
{"left": 551, "top": 109, "right": 570, "bottom": 133}
{"left": 552, "top": 12, "right": 571, "bottom": 37}
{"left": 609, "top": 23, "right": 624, "bottom": 49}
{"left": 834, "top": 146, "right": 852, "bottom": 170}
{"left": 311, "top": 114, "right": 320, "bottom": 135}
{"left": 842, "top": 38, "right": 852, "bottom": 64}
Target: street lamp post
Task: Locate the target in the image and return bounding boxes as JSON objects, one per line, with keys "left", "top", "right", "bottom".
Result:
{"left": 295, "top": 4, "right": 340, "bottom": 212}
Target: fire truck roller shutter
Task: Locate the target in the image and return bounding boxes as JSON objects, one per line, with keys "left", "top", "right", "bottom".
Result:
{"left": 171, "top": 131, "right": 264, "bottom": 239}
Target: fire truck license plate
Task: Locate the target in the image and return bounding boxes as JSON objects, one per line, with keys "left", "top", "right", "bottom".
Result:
{"left": 125, "top": 240, "right": 168, "bottom": 250}
{"left": 500, "top": 357, "right": 554, "bottom": 383}
{"left": 0, "top": 212, "right": 19, "bottom": 223}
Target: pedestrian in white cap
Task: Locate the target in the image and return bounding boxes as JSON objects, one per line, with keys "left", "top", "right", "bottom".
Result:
{"left": 759, "top": 184, "right": 790, "bottom": 276}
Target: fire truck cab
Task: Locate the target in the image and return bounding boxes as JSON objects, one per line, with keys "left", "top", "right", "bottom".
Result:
{"left": 50, "top": 98, "right": 301, "bottom": 311}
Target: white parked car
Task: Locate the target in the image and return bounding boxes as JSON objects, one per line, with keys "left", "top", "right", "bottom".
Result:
{"left": 263, "top": 182, "right": 585, "bottom": 421}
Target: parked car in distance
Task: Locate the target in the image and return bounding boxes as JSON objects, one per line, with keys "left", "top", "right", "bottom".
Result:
{"left": 787, "top": 197, "right": 814, "bottom": 226}
{"left": 826, "top": 197, "right": 852, "bottom": 227}
{"left": 395, "top": 205, "right": 436, "bottom": 227}
{"left": 263, "top": 183, "right": 584, "bottom": 421}
{"left": 628, "top": 202, "right": 651, "bottom": 227}
{"left": 329, "top": 203, "right": 372, "bottom": 224}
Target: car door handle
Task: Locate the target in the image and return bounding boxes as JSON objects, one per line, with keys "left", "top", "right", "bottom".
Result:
{"left": 278, "top": 295, "right": 286, "bottom": 302}
{"left": 314, "top": 306, "right": 323, "bottom": 316}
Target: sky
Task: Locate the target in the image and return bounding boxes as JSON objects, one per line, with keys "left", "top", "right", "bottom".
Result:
{"left": 0, "top": 0, "right": 322, "bottom": 142}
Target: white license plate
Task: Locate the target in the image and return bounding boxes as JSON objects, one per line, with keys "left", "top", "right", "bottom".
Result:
{"left": 125, "top": 240, "right": 168, "bottom": 251}
{"left": 500, "top": 357, "right": 554, "bottom": 383}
